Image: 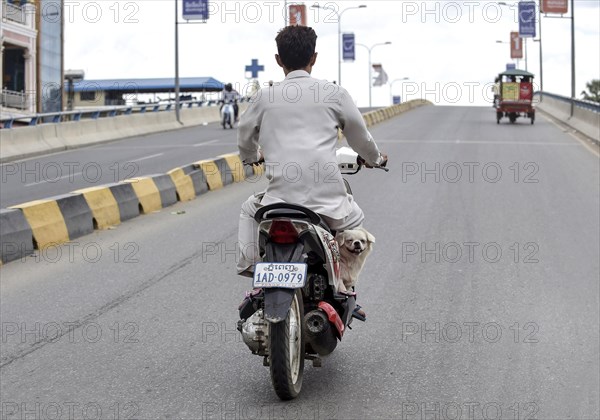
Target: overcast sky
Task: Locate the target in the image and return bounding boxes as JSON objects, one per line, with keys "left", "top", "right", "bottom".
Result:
{"left": 63, "top": 0, "right": 600, "bottom": 107}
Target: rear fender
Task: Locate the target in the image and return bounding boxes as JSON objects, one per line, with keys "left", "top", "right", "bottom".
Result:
{"left": 264, "top": 289, "right": 296, "bottom": 323}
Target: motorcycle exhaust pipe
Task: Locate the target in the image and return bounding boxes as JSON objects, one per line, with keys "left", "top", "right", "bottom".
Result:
{"left": 304, "top": 310, "right": 337, "bottom": 356}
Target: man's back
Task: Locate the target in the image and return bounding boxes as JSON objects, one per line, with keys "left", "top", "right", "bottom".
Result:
{"left": 238, "top": 70, "right": 379, "bottom": 219}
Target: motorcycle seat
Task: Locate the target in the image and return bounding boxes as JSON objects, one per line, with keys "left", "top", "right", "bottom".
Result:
{"left": 262, "top": 209, "right": 332, "bottom": 233}
{"left": 256, "top": 204, "right": 332, "bottom": 233}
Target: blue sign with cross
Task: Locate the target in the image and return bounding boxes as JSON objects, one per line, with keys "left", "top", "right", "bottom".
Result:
{"left": 245, "top": 59, "right": 264, "bottom": 78}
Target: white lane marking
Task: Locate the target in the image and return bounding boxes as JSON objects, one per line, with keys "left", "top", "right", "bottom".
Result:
{"left": 25, "top": 172, "right": 82, "bottom": 187}
{"left": 24, "top": 152, "right": 163, "bottom": 186}
{"left": 193, "top": 139, "right": 220, "bottom": 147}
{"left": 130, "top": 153, "right": 164, "bottom": 162}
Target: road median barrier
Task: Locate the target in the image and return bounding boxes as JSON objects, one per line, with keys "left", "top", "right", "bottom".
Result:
{"left": 9, "top": 193, "right": 93, "bottom": 249}
{"left": 168, "top": 167, "right": 197, "bottom": 202}
{"left": 106, "top": 182, "right": 140, "bottom": 222}
{"left": 0, "top": 208, "right": 35, "bottom": 264}
{"left": 195, "top": 159, "right": 224, "bottom": 190}
{"left": 53, "top": 193, "right": 95, "bottom": 241}
{"left": 124, "top": 177, "right": 162, "bottom": 214}
{"left": 150, "top": 174, "right": 178, "bottom": 208}
{"left": 73, "top": 186, "right": 121, "bottom": 229}
{"left": 180, "top": 164, "right": 210, "bottom": 196}
{"left": 219, "top": 153, "right": 246, "bottom": 183}
{"left": 213, "top": 157, "right": 235, "bottom": 186}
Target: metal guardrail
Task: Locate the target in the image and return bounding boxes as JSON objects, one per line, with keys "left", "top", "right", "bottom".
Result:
{"left": 0, "top": 98, "right": 250, "bottom": 129}
{"left": 536, "top": 91, "right": 600, "bottom": 113}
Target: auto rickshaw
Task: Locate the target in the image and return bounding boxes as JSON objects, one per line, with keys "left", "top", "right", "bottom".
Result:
{"left": 495, "top": 69, "right": 535, "bottom": 124}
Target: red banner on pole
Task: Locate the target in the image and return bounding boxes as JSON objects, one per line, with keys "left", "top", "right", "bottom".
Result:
{"left": 289, "top": 4, "right": 307, "bottom": 26}
{"left": 510, "top": 32, "right": 523, "bottom": 59}
{"left": 541, "top": 0, "right": 568, "bottom": 14}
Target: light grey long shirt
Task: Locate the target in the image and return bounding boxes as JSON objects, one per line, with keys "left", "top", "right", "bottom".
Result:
{"left": 237, "top": 70, "right": 382, "bottom": 220}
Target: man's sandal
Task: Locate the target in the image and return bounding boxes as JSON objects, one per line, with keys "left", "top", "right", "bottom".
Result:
{"left": 352, "top": 304, "right": 367, "bottom": 322}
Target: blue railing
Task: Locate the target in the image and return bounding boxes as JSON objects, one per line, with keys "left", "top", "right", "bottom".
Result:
{"left": 0, "top": 98, "right": 248, "bottom": 129}
{"left": 535, "top": 92, "right": 600, "bottom": 113}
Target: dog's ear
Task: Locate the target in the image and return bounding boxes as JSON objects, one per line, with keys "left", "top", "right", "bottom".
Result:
{"left": 363, "top": 229, "right": 376, "bottom": 244}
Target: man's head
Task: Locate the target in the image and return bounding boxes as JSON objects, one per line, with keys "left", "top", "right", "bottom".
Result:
{"left": 275, "top": 26, "right": 318, "bottom": 74}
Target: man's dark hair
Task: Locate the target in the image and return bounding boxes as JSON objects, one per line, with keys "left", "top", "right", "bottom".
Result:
{"left": 275, "top": 26, "right": 317, "bottom": 70}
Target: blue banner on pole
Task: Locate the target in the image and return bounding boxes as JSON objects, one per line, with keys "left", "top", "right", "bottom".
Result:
{"left": 342, "top": 33, "right": 355, "bottom": 62}
{"left": 518, "top": 2, "right": 536, "bottom": 38}
{"left": 183, "top": 0, "right": 209, "bottom": 20}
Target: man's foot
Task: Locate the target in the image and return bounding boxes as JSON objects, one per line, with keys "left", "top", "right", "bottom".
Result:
{"left": 352, "top": 304, "right": 366, "bottom": 322}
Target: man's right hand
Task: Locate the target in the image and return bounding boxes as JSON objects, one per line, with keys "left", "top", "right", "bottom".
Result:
{"left": 358, "top": 153, "right": 388, "bottom": 168}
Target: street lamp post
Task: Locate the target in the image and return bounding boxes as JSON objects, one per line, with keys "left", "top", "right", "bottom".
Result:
{"left": 389, "top": 77, "right": 409, "bottom": 105}
{"left": 310, "top": 3, "right": 366, "bottom": 86}
{"left": 495, "top": 40, "right": 520, "bottom": 68}
{"left": 356, "top": 42, "right": 392, "bottom": 107}
{"left": 497, "top": 2, "right": 529, "bottom": 70}
{"left": 175, "top": 0, "right": 181, "bottom": 123}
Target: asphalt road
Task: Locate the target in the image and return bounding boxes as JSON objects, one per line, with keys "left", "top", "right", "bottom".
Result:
{"left": 1, "top": 106, "right": 598, "bottom": 419}
{"left": 0, "top": 122, "right": 241, "bottom": 208}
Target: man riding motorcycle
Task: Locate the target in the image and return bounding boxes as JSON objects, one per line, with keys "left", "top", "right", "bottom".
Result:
{"left": 236, "top": 25, "right": 387, "bottom": 318}
{"left": 221, "top": 83, "right": 239, "bottom": 122}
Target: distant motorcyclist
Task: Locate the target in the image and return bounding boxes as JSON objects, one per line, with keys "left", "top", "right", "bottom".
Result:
{"left": 221, "top": 83, "right": 240, "bottom": 122}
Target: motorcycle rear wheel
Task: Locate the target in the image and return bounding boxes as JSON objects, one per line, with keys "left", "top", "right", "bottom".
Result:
{"left": 269, "top": 289, "right": 305, "bottom": 400}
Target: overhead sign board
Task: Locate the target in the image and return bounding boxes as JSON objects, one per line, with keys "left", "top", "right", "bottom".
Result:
{"left": 342, "top": 33, "right": 355, "bottom": 61}
{"left": 510, "top": 32, "right": 523, "bottom": 59}
{"left": 518, "top": 1, "right": 536, "bottom": 38}
{"left": 541, "top": 0, "right": 568, "bottom": 14}
{"left": 183, "top": 0, "right": 209, "bottom": 20}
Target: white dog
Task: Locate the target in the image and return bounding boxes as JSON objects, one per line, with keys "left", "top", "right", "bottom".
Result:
{"left": 335, "top": 228, "right": 375, "bottom": 293}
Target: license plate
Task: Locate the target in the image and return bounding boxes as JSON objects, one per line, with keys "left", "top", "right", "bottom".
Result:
{"left": 253, "top": 263, "right": 307, "bottom": 288}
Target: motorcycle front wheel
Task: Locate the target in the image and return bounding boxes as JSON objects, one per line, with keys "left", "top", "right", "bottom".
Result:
{"left": 269, "top": 289, "right": 305, "bottom": 400}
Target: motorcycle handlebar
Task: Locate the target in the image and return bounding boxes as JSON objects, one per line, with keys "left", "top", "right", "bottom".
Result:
{"left": 357, "top": 155, "right": 389, "bottom": 172}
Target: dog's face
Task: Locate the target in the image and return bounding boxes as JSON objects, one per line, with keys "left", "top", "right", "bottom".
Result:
{"left": 337, "top": 228, "right": 375, "bottom": 256}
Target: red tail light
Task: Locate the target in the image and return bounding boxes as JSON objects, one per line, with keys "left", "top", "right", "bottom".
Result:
{"left": 269, "top": 220, "right": 298, "bottom": 244}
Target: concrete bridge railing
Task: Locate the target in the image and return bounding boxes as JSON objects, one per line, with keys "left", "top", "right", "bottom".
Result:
{"left": 535, "top": 92, "right": 599, "bottom": 143}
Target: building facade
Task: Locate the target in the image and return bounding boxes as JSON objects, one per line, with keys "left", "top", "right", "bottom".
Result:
{"left": 1, "top": 0, "right": 38, "bottom": 114}
{"left": 1, "top": 0, "right": 63, "bottom": 116}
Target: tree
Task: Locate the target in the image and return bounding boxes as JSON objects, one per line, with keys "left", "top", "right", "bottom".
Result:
{"left": 580, "top": 79, "right": 600, "bottom": 103}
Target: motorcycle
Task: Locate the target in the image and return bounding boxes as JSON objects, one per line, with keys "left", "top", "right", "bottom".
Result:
{"left": 237, "top": 147, "right": 388, "bottom": 400}
{"left": 221, "top": 101, "right": 235, "bottom": 129}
